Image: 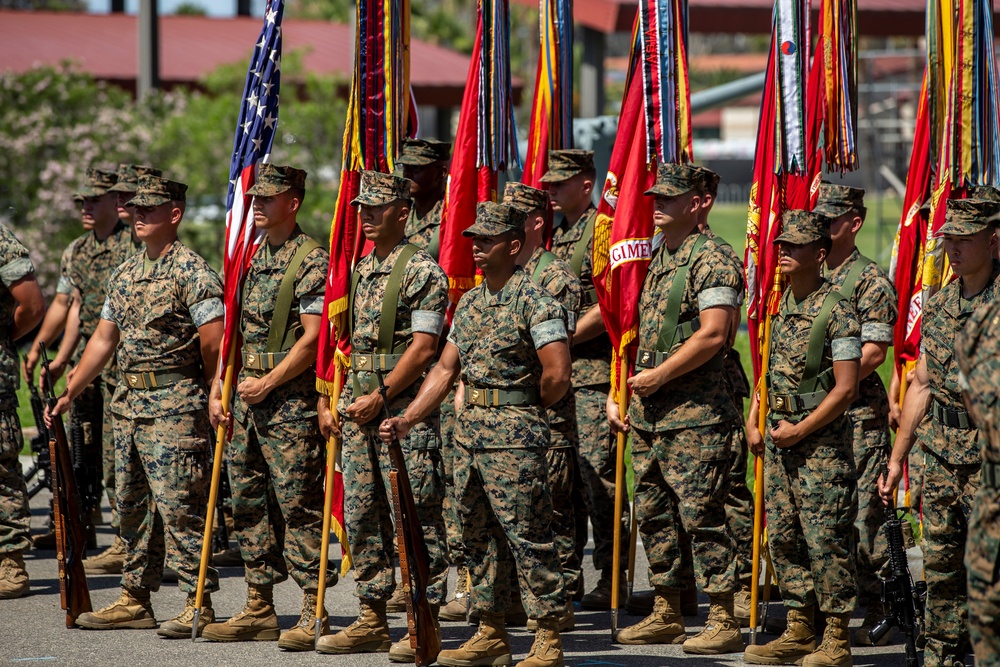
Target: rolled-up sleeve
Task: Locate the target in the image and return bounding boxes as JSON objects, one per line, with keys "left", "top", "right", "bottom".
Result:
{"left": 190, "top": 297, "right": 224, "bottom": 327}
{"left": 832, "top": 336, "right": 862, "bottom": 361}
{"left": 531, "top": 318, "right": 567, "bottom": 349}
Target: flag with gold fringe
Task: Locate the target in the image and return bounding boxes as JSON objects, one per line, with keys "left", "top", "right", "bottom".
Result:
{"left": 315, "top": 0, "right": 414, "bottom": 575}
{"left": 437, "top": 0, "right": 519, "bottom": 317}
{"left": 592, "top": 0, "right": 691, "bottom": 400}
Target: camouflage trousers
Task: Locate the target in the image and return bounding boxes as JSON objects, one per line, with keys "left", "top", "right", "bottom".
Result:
{"left": 439, "top": 387, "right": 463, "bottom": 568}
{"left": 342, "top": 420, "right": 448, "bottom": 604}
{"left": 0, "top": 406, "right": 30, "bottom": 555}
{"left": 546, "top": 435, "right": 581, "bottom": 597}
{"left": 575, "top": 385, "right": 629, "bottom": 572}
{"left": 229, "top": 412, "right": 326, "bottom": 593}
{"left": 454, "top": 444, "right": 565, "bottom": 620}
{"left": 101, "top": 380, "right": 118, "bottom": 531}
{"left": 632, "top": 422, "right": 738, "bottom": 594}
{"left": 114, "top": 409, "right": 218, "bottom": 593}
{"left": 967, "top": 484, "right": 1000, "bottom": 667}
{"left": 725, "top": 427, "right": 754, "bottom": 589}
{"left": 850, "top": 415, "right": 891, "bottom": 603}
{"left": 921, "top": 446, "right": 979, "bottom": 667}
{"left": 765, "top": 419, "right": 858, "bottom": 614}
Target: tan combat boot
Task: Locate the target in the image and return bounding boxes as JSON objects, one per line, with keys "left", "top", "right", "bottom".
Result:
{"left": 802, "top": 613, "right": 852, "bottom": 667}
{"left": 515, "top": 619, "right": 564, "bottom": 667}
{"left": 277, "top": 591, "right": 328, "bottom": 651}
{"left": 440, "top": 565, "right": 471, "bottom": 622}
{"left": 76, "top": 588, "right": 156, "bottom": 629}
{"left": 526, "top": 602, "right": 574, "bottom": 632}
{"left": 316, "top": 598, "right": 391, "bottom": 654}
{"left": 682, "top": 594, "right": 745, "bottom": 654}
{"left": 156, "top": 593, "right": 214, "bottom": 638}
{"left": 0, "top": 551, "right": 29, "bottom": 599}
{"left": 735, "top": 586, "right": 753, "bottom": 625}
{"left": 83, "top": 536, "right": 126, "bottom": 575}
{"left": 201, "top": 584, "right": 280, "bottom": 642}
{"left": 580, "top": 569, "right": 626, "bottom": 610}
{"left": 388, "top": 604, "right": 441, "bottom": 663}
{"left": 387, "top": 577, "right": 408, "bottom": 613}
{"left": 744, "top": 606, "right": 817, "bottom": 665}
{"left": 438, "top": 611, "right": 512, "bottom": 667}
{"left": 614, "top": 588, "right": 686, "bottom": 645}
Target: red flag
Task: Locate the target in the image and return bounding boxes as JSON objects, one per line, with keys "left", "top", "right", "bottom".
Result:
{"left": 592, "top": 43, "right": 656, "bottom": 398}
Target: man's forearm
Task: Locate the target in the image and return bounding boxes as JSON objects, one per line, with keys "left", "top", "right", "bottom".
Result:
{"left": 381, "top": 339, "right": 437, "bottom": 402}
{"left": 32, "top": 295, "right": 70, "bottom": 348}
{"left": 793, "top": 385, "right": 857, "bottom": 440}
{"left": 893, "top": 378, "right": 931, "bottom": 464}
{"left": 859, "top": 342, "right": 888, "bottom": 380}
{"left": 572, "top": 305, "right": 606, "bottom": 345}
{"left": 402, "top": 363, "right": 459, "bottom": 427}
{"left": 656, "top": 328, "right": 727, "bottom": 385}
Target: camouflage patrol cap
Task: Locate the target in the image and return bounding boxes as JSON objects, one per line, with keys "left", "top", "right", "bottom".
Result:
{"left": 246, "top": 163, "right": 308, "bottom": 197}
{"left": 692, "top": 166, "right": 720, "bottom": 196}
{"left": 503, "top": 182, "right": 549, "bottom": 215}
{"left": 645, "top": 163, "right": 702, "bottom": 198}
{"left": 74, "top": 168, "right": 119, "bottom": 199}
{"left": 938, "top": 198, "right": 1000, "bottom": 236}
{"left": 126, "top": 175, "right": 188, "bottom": 207}
{"left": 774, "top": 209, "right": 832, "bottom": 245}
{"left": 108, "top": 164, "right": 163, "bottom": 194}
{"left": 396, "top": 139, "right": 453, "bottom": 166}
{"left": 539, "top": 149, "right": 595, "bottom": 183}
{"left": 968, "top": 185, "right": 1000, "bottom": 203}
{"left": 350, "top": 170, "right": 412, "bottom": 207}
{"left": 463, "top": 201, "right": 527, "bottom": 237}
{"left": 814, "top": 182, "right": 866, "bottom": 218}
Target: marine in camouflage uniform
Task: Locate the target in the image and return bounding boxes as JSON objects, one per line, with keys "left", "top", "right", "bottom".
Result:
{"left": 380, "top": 202, "right": 572, "bottom": 667}
{"left": 882, "top": 198, "right": 1000, "bottom": 667}
{"left": 542, "top": 149, "right": 629, "bottom": 606}
{"left": 507, "top": 181, "right": 584, "bottom": 619}
{"left": 611, "top": 164, "right": 742, "bottom": 653}
{"left": 64, "top": 169, "right": 143, "bottom": 570}
{"left": 744, "top": 210, "right": 862, "bottom": 667}
{"left": 316, "top": 171, "right": 449, "bottom": 659}
{"left": 202, "top": 165, "right": 331, "bottom": 649}
{"left": 53, "top": 176, "right": 222, "bottom": 634}
{"left": 691, "top": 165, "right": 755, "bottom": 617}
{"left": 0, "top": 223, "right": 44, "bottom": 600}
{"left": 815, "top": 183, "right": 898, "bottom": 639}
{"left": 955, "top": 287, "right": 1000, "bottom": 667}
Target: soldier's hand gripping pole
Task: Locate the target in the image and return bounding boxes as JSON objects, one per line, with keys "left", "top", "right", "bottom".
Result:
{"left": 610, "top": 355, "right": 629, "bottom": 638}
{"left": 193, "top": 346, "right": 237, "bottom": 641}
{"left": 315, "top": 365, "right": 345, "bottom": 648}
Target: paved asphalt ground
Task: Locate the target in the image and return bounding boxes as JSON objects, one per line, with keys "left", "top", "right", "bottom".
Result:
{"left": 5, "top": 455, "right": 919, "bottom": 667}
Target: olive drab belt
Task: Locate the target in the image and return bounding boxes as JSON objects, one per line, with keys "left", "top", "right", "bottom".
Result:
{"left": 931, "top": 399, "right": 971, "bottom": 430}
{"left": 243, "top": 350, "right": 287, "bottom": 371}
{"left": 768, "top": 388, "right": 829, "bottom": 414}
{"left": 350, "top": 353, "right": 402, "bottom": 372}
{"left": 463, "top": 386, "right": 538, "bottom": 407}
{"left": 982, "top": 461, "right": 1000, "bottom": 488}
{"left": 122, "top": 365, "right": 200, "bottom": 390}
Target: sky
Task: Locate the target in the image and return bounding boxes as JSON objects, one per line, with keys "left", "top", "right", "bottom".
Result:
{"left": 85, "top": 0, "right": 266, "bottom": 18}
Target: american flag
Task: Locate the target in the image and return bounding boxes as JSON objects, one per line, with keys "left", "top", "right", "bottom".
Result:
{"left": 220, "top": 0, "right": 284, "bottom": 382}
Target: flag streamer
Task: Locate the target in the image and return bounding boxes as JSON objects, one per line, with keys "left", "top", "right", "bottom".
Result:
{"left": 438, "top": 0, "right": 519, "bottom": 316}
{"left": 818, "top": 0, "right": 858, "bottom": 171}
{"left": 774, "top": 0, "right": 809, "bottom": 175}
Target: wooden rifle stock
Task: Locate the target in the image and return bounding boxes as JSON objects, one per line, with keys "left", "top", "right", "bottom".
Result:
{"left": 40, "top": 342, "right": 92, "bottom": 627}
{"left": 375, "top": 372, "right": 440, "bottom": 667}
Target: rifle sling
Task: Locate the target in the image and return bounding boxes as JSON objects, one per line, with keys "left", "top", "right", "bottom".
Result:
{"left": 799, "top": 290, "right": 845, "bottom": 395}
{"left": 266, "top": 238, "right": 322, "bottom": 354}
{"left": 655, "top": 234, "right": 709, "bottom": 355}
{"left": 531, "top": 250, "right": 557, "bottom": 282}
{"left": 836, "top": 254, "right": 874, "bottom": 302}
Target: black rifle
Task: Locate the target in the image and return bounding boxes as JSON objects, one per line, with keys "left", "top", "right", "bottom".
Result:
{"left": 68, "top": 384, "right": 103, "bottom": 539}
{"left": 869, "top": 473, "right": 927, "bottom": 667}
{"left": 23, "top": 376, "right": 53, "bottom": 498}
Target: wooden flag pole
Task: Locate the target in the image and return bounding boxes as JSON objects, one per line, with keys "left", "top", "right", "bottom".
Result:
{"left": 193, "top": 344, "right": 237, "bottom": 641}
{"left": 315, "top": 364, "right": 344, "bottom": 647}
{"left": 610, "top": 354, "right": 629, "bottom": 637}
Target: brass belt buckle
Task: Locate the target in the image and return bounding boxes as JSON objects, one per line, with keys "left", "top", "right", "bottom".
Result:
{"left": 639, "top": 351, "right": 652, "bottom": 367}
{"left": 356, "top": 354, "right": 369, "bottom": 369}
{"left": 246, "top": 353, "right": 257, "bottom": 369}
{"left": 773, "top": 395, "right": 785, "bottom": 411}
{"left": 469, "top": 388, "right": 485, "bottom": 406}
{"left": 127, "top": 373, "right": 144, "bottom": 389}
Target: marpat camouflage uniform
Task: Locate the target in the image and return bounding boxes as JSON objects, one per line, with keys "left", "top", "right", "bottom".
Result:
{"left": 825, "top": 248, "right": 898, "bottom": 603}
{"left": 523, "top": 244, "right": 584, "bottom": 598}
{"left": 229, "top": 227, "right": 330, "bottom": 593}
{"left": 405, "top": 199, "right": 444, "bottom": 261}
{"left": 448, "top": 267, "right": 568, "bottom": 620}
{"left": 550, "top": 205, "right": 628, "bottom": 574}
{"left": 956, "top": 297, "right": 1000, "bottom": 667}
{"left": 918, "top": 263, "right": 1000, "bottom": 667}
{"left": 0, "top": 224, "right": 33, "bottom": 556}
{"left": 765, "top": 280, "right": 861, "bottom": 614}
{"left": 102, "top": 240, "right": 222, "bottom": 594}
{"left": 627, "top": 231, "right": 742, "bottom": 595}
{"left": 337, "top": 240, "right": 450, "bottom": 604}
